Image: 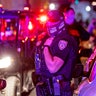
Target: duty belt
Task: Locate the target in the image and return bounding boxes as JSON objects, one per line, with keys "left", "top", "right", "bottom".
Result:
{"left": 52, "top": 75, "right": 64, "bottom": 82}
{"left": 52, "top": 75, "right": 70, "bottom": 96}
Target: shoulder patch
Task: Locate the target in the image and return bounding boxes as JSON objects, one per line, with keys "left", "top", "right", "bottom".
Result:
{"left": 58, "top": 40, "right": 68, "bottom": 50}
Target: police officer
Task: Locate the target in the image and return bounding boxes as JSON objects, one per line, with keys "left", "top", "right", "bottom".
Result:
{"left": 35, "top": 10, "right": 78, "bottom": 96}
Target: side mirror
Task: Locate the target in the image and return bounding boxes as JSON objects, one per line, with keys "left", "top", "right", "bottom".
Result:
{"left": 0, "top": 79, "right": 6, "bottom": 90}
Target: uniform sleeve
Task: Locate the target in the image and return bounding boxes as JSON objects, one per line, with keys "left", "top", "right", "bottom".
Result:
{"left": 52, "top": 39, "right": 71, "bottom": 61}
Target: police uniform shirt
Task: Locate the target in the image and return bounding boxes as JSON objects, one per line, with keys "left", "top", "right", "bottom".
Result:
{"left": 40, "top": 31, "right": 78, "bottom": 81}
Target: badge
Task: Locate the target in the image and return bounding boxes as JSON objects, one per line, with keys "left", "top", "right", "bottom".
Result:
{"left": 58, "top": 40, "right": 68, "bottom": 50}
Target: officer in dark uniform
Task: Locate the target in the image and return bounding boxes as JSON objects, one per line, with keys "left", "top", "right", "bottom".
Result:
{"left": 35, "top": 10, "right": 78, "bottom": 96}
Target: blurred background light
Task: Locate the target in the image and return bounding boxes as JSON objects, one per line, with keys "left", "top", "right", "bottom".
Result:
{"left": 92, "top": 1, "right": 96, "bottom": 6}
{"left": 49, "top": 3, "right": 56, "bottom": 10}
{"left": 85, "top": 5, "right": 91, "bottom": 12}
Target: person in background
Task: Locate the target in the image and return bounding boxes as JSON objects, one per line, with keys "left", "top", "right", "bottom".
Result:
{"left": 87, "top": 18, "right": 96, "bottom": 49}
{"left": 78, "top": 47, "right": 96, "bottom": 96}
{"left": 74, "top": 47, "right": 96, "bottom": 94}
{"left": 87, "top": 18, "right": 96, "bottom": 36}
{"left": 63, "top": 6, "right": 90, "bottom": 45}
{"left": 63, "top": 6, "right": 91, "bottom": 90}
{"left": 35, "top": 10, "right": 78, "bottom": 96}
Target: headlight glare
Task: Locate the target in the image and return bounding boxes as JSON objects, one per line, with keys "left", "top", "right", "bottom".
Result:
{"left": 0, "top": 56, "right": 12, "bottom": 68}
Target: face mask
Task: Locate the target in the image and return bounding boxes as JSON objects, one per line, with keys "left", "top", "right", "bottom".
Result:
{"left": 65, "top": 14, "right": 75, "bottom": 25}
{"left": 47, "top": 22, "right": 58, "bottom": 37}
{"left": 46, "top": 20, "right": 65, "bottom": 37}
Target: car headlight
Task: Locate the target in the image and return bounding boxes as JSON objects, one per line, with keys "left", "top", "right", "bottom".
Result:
{"left": 0, "top": 56, "right": 12, "bottom": 68}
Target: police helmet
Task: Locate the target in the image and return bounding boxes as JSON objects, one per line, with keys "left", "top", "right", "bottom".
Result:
{"left": 46, "top": 10, "right": 65, "bottom": 37}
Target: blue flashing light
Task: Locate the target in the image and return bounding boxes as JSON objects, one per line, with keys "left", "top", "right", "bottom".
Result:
{"left": 75, "top": 0, "right": 79, "bottom": 5}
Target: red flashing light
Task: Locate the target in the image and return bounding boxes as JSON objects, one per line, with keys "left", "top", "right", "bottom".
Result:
{"left": 22, "top": 40, "right": 25, "bottom": 43}
{"left": 28, "top": 21, "right": 33, "bottom": 30}
{"left": 30, "top": 36, "right": 36, "bottom": 41}
{"left": 24, "top": 37, "right": 29, "bottom": 42}
{"left": 39, "top": 15, "right": 48, "bottom": 23}
{"left": 40, "top": 9, "right": 44, "bottom": 13}
{"left": 24, "top": 6, "right": 29, "bottom": 11}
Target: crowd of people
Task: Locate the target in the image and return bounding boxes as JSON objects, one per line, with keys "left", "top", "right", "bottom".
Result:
{"left": 33, "top": 5, "right": 96, "bottom": 96}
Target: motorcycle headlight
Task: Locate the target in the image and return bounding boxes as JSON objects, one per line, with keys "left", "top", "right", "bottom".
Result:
{"left": 0, "top": 56, "right": 12, "bottom": 68}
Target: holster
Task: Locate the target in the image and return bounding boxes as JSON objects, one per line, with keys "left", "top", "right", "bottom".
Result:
{"left": 52, "top": 75, "right": 64, "bottom": 96}
{"left": 52, "top": 75, "right": 71, "bottom": 96}
{"left": 36, "top": 75, "right": 70, "bottom": 96}
{"left": 36, "top": 77, "right": 53, "bottom": 96}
